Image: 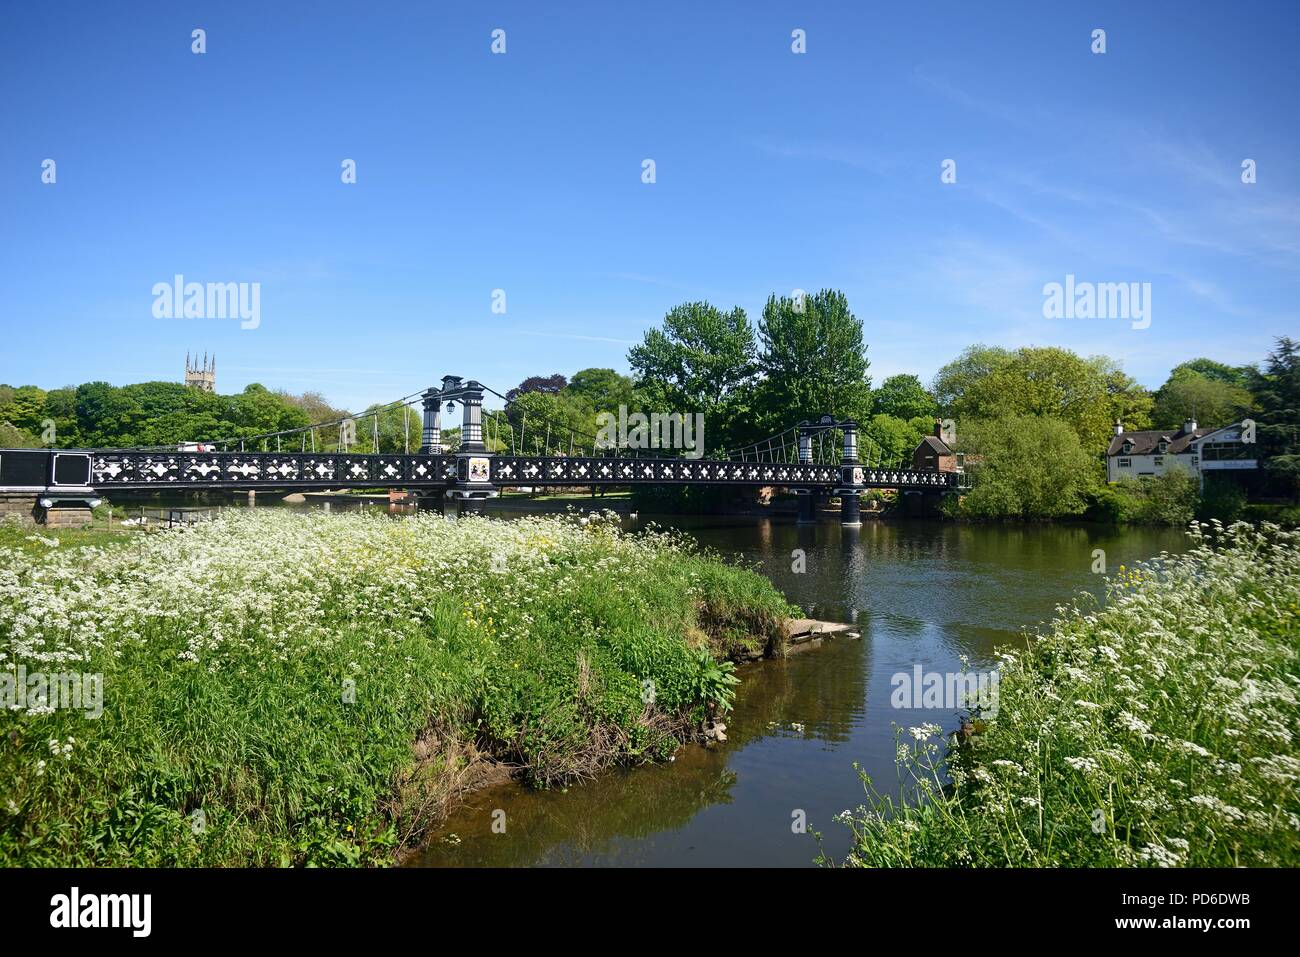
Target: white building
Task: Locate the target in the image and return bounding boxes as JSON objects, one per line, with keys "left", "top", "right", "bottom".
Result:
{"left": 1190, "top": 422, "right": 1259, "bottom": 479}
{"left": 1106, "top": 417, "right": 1258, "bottom": 487}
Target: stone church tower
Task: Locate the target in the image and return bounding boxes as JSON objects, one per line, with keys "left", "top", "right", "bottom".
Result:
{"left": 185, "top": 352, "right": 216, "bottom": 392}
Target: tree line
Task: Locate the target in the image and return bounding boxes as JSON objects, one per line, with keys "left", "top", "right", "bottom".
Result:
{"left": 3, "top": 289, "right": 1297, "bottom": 520}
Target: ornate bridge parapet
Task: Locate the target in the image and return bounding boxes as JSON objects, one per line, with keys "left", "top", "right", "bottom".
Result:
{"left": 0, "top": 449, "right": 960, "bottom": 494}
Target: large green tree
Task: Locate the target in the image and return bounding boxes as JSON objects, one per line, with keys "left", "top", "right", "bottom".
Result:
{"left": 872, "top": 374, "right": 937, "bottom": 422}
{"left": 628, "top": 301, "right": 757, "bottom": 453}
{"left": 1249, "top": 337, "right": 1300, "bottom": 499}
{"left": 753, "top": 289, "right": 871, "bottom": 433}
{"left": 1152, "top": 368, "right": 1253, "bottom": 430}
{"left": 956, "top": 416, "right": 1099, "bottom": 519}
{"left": 566, "top": 368, "right": 637, "bottom": 415}
{"left": 931, "top": 345, "right": 1014, "bottom": 414}
{"left": 941, "top": 346, "right": 1149, "bottom": 452}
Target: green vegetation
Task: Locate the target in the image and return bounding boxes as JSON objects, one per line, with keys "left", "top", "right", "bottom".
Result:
{"left": 947, "top": 416, "right": 1097, "bottom": 520}
{"left": 935, "top": 344, "right": 1152, "bottom": 453}
{"left": 0, "top": 510, "right": 794, "bottom": 866}
{"left": 0, "top": 380, "right": 327, "bottom": 449}
{"left": 827, "top": 521, "right": 1300, "bottom": 867}
{"left": 5, "top": 294, "right": 1296, "bottom": 524}
{"left": 1086, "top": 471, "right": 1201, "bottom": 526}
{"left": 1152, "top": 359, "right": 1254, "bottom": 431}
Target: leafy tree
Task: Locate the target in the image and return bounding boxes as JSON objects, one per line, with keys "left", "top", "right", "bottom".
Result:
{"left": 945, "top": 346, "right": 1145, "bottom": 452}
{"left": 1249, "top": 337, "right": 1300, "bottom": 499}
{"left": 0, "top": 384, "right": 47, "bottom": 433}
{"left": 278, "top": 390, "right": 351, "bottom": 449}
{"left": 753, "top": 289, "right": 871, "bottom": 433}
{"left": 954, "top": 416, "right": 1099, "bottom": 519}
{"left": 42, "top": 387, "right": 81, "bottom": 446}
{"left": 872, "top": 374, "right": 937, "bottom": 422}
{"left": 1096, "top": 358, "right": 1154, "bottom": 434}
{"left": 505, "top": 390, "right": 594, "bottom": 455}
{"left": 506, "top": 374, "right": 568, "bottom": 402}
{"left": 567, "top": 368, "right": 636, "bottom": 414}
{"left": 1152, "top": 371, "right": 1252, "bottom": 430}
{"left": 229, "top": 384, "right": 309, "bottom": 440}
{"left": 628, "top": 301, "right": 757, "bottom": 452}
{"left": 1169, "top": 358, "right": 1252, "bottom": 389}
{"left": 0, "top": 422, "right": 40, "bottom": 448}
{"left": 931, "top": 345, "right": 1013, "bottom": 413}
{"left": 862, "top": 414, "right": 928, "bottom": 467}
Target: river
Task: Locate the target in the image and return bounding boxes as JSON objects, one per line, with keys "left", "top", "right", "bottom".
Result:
{"left": 401, "top": 513, "right": 1188, "bottom": 867}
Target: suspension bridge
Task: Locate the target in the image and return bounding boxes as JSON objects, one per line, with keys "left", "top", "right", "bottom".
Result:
{"left": 0, "top": 376, "right": 964, "bottom": 527}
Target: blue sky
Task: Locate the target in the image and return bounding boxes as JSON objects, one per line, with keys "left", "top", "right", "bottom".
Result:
{"left": 2, "top": 1, "right": 1297, "bottom": 413}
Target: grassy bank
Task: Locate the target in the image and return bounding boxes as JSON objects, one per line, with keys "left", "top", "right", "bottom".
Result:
{"left": 0, "top": 510, "right": 794, "bottom": 866}
{"left": 828, "top": 521, "right": 1300, "bottom": 867}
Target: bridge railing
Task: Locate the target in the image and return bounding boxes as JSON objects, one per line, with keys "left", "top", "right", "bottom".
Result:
{"left": 2, "top": 447, "right": 961, "bottom": 493}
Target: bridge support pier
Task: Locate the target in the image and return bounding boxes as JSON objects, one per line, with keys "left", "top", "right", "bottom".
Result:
{"left": 796, "top": 489, "right": 816, "bottom": 524}
{"left": 0, "top": 493, "right": 39, "bottom": 525}
{"left": 39, "top": 502, "right": 94, "bottom": 528}
{"left": 839, "top": 490, "right": 862, "bottom": 527}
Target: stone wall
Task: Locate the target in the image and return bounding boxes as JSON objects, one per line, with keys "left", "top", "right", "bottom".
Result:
{"left": 0, "top": 494, "right": 38, "bottom": 525}
{"left": 0, "top": 495, "right": 94, "bottom": 527}
{"left": 41, "top": 505, "right": 93, "bottom": 528}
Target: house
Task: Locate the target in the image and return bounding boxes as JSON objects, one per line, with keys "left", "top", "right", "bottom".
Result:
{"left": 1190, "top": 422, "right": 1259, "bottom": 476}
{"left": 1106, "top": 417, "right": 1258, "bottom": 486}
{"left": 1106, "top": 418, "right": 1210, "bottom": 481}
{"left": 912, "top": 423, "right": 964, "bottom": 472}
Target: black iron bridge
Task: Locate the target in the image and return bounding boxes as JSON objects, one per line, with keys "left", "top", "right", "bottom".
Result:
{"left": 0, "top": 376, "right": 963, "bottom": 526}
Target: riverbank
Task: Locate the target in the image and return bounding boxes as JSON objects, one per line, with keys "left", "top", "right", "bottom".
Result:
{"left": 827, "top": 520, "right": 1300, "bottom": 867}
{"left": 0, "top": 510, "right": 796, "bottom": 866}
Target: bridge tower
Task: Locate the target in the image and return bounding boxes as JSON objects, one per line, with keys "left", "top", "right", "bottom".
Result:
{"left": 836, "top": 419, "right": 863, "bottom": 527}
{"left": 437, "top": 376, "right": 496, "bottom": 515}
{"left": 418, "top": 387, "right": 443, "bottom": 454}
{"left": 795, "top": 421, "right": 817, "bottom": 524}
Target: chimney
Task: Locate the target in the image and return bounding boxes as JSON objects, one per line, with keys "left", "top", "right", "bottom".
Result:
{"left": 1183, "top": 416, "right": 1197, "bottom": 434}
{"left": 934, "top": 419, "right": 944, "bottom": 439}
{"left": 1114, "top": 418, "right": 1124, "bottom": 436}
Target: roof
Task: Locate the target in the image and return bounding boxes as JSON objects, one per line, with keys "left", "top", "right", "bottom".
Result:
{"left": 1191, "top": 423, "right": 1249, "bottom": 445}
{"left": 916, "top": 435, "right": 953, "bottom": 456}
{"left": 1107, "top": 426, "right": 1215, "bottom": 457}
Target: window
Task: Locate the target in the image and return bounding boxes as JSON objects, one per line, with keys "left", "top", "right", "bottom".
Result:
{"left": 1153, "top": 456, "right": 1164, "bottom": 466}
{"left": 1201, "top": 441, "right": 1252, "bottom": 461}
{"left": 1118, "top": 458, "right": 1132, "bottom": 468}
{"left": 1157, "top": 441, "right": 1168, "bottom": 454}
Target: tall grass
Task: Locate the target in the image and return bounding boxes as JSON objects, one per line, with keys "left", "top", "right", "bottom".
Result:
{"left": 0, "top": 509, "right": 793, "bottom": 866}
{"left": 828, "top": 521, "right": 1300, "bottom": 867}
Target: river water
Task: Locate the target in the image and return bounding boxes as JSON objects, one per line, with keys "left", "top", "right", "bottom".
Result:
{"left": 404, "top": 514, "right": 1188, "bottom": 867}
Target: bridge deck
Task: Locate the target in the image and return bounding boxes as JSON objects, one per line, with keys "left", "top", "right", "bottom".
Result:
{"left": 0, "top": 449, "right": 960, "bottom": 493}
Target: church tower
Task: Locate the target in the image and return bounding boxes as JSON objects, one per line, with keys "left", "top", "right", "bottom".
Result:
{"left": 185, "top": 352, "right": 216, "bottom": 392}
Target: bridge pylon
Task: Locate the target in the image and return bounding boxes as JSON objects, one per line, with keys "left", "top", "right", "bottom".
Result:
{"left": 835, "top": 418, "right": 863, "bottom": 527}
{"left": 435, "top": 377, "right": 496, "bottom": 514}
